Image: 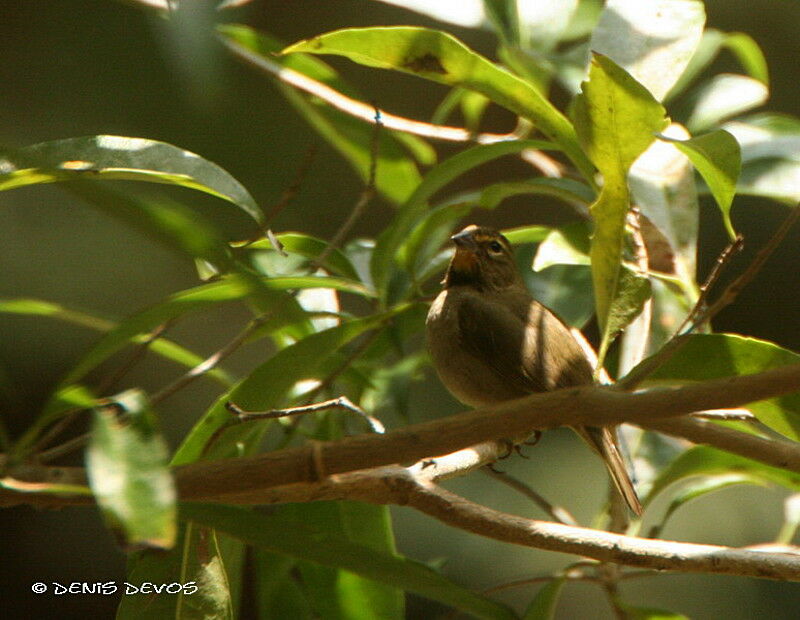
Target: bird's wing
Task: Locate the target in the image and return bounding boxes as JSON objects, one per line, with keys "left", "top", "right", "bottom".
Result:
{"left": 455, "top": 292, "right": 551, "bottom": 394}
{"left": 457, "top": 292, "right": 592, "bottom": 392}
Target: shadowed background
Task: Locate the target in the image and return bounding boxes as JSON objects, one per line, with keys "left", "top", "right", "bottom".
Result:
{"left": 1, "top": 1, "right": 800, "bottom": 617}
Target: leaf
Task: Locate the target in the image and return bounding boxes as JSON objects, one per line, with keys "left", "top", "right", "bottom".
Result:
{"left": 532, "top": 222, "right": 591, "bottom": 271}
{"left": 641, "top": 333, "right": 800, "bottom": 440}
{"left": 86, "top": 389, "right": 176, "bottom": 550}
{"left": 238, "top": 232, "right": 361, "bottom": 281}
{"left": 648, "top": 473, "right": 767, "bottom": 537}
{"left": 616, "top": 602, "right": 689, "bottom": 620}
{"left": 685, "top": 74, "right": 768, "bottom": 133}
{"left": 657, "top": 129, "right": 741, "bottom": 240}
{"left": 171, "top": 305, "right": 418, "bottom": 465}
{"left": 522, "top": 577, "right": 566, "bottom": 620}
{"left": 590, "top": 0, "right": 706, "bottom": 101}
{"left": 572, "top": 53, "right": 667, "bottom": 364}
{"left": 218, "top": 24, "right": 422, "bottom": 205}
{"left": 282, "top": 26, "right": 595, "bottom": 180}
{"left": 723, "top": 32, "right": 769, "bottom": 86}
{"left": 370, "top": 139, "right": 558, "bottom": 296}
{"left": 118, "top": 524, "right": 241, "bottom": 620}
{"left": 0, "top": 135, "right": 265, "bottom": 226}
{"left": 736, "top": 158, "right": 800, "bottom": 204}
{"left": 644, "top": 446, "right": 800, "bottom": 506}
{"left": 629, "top": 123, "right": 699, "bottom": 285}
{"left": 0, "top": 297, "right": 232, "bottom": 386}
{"left": 478, "top": 177, "right": 594, "bottom": 210}
{"left": 776, "top": 493, "right": 800, "bottom": 544}
{"left": 180, "top": 503, "right": 518, "bottom": 620}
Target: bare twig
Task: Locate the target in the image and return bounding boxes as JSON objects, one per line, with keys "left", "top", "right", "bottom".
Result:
{"left": 150, "top": 315, "right": 268, "bottom": 406}
{"left": 94, "top": 322, "right": 171, "bottom": 397}
{"left": 313, "top": 107, "right": 381, "bottom": 269}
{"left": 619, "top": 206, "right": 798, "bottom": 390}
{"left": 227, "top": 396, "right": 385, "bottom": 434}
{"left": 481, "top": 467, "right": 579, "bottom": 526}
{"left": 265, "top": 144, "right": 318, "bottom": 226}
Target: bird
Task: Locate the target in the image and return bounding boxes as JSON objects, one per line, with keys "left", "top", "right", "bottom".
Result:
{"left": 425, "top": 224, "right": 642, "bottom": 515}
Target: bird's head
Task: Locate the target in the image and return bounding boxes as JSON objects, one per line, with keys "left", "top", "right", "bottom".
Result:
{"left": 444, "top": 225, "right": 520, "bottom": 291}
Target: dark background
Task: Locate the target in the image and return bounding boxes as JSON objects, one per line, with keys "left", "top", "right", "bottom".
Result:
{"left": 2, "top": 1, "right": 800, "bottom": 617}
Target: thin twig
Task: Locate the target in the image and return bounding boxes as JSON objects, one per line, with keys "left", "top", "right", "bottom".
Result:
{"left": 150, "top": 315, "right": 268, "bottom": 406}
{"left": 481, "top": 466, "right": 578, "bottom": 526}
{"left": 218, "top": 34, "right": 566, "bottom": 178}
{"left": 94, "top": 322, "right": 170, "bottom": 396}
{"left": 227, "top": 396, "right": 385, "bottom": 434}
{"left": 675, "top": 234, "right": 744, "bottom": 335}
{"left": 265, "top": 144, "right": 318, "bottom": 226}
{"left": 619, "top": 206, "right": 798, "bottom": 390}
{"left": 313, "top": 107, "right": 382, "bottom": 269}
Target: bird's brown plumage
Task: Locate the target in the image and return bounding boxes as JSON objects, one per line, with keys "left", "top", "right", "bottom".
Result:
{"left": 426, "top": 225, "right": 642, "bottom": 515}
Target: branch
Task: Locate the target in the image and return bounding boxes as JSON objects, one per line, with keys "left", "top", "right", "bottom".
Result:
{"left": 173, "top": 363, "right": 800, "bottom": 500}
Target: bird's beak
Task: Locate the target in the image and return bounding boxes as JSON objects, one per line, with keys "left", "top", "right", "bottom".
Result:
{"left": 451, "top": 228, "right": 478, "bottom": 250}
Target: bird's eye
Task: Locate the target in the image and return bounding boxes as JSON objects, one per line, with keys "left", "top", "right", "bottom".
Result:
{"left": 488, "top": 240, "right": 503, "bottom": 253}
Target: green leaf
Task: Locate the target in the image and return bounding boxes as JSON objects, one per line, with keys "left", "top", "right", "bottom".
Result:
{"left": 171, "top": 306, "right": 418, "bottom": 465}
{"left": 478, "top": 177, "right": 594, "bottom": 210}
{"left": 522, "top": 577, "right": 566, "bottom": 620}
{"left": 616, "top": 601, "right": 689, "bottom": 620}
{"left": 657, "top": 129, "right": 741, "bottom": 240}
{"left": 180, "top": 503, "right": 518, "bottom": 620}
{"left": 370, "top": 139, "right": 557, "bottom": 296}
{"left": 0, "top": 135, "right": 265, "bottom": 226}
{"left": 86, "top": 389, "right": 176, "bottom": 550}
{"left": 218, "top": 24, "right": 422, "bottom": 205}
{"left": 572, "top": 53, "right": 667, "bottom": 364}
{"left": 641, "top": 333, "right": 800, "bottom": 440}
{"left": 532, "top": 222, "right": 591, "bottom": 271}
{"left": 0, "top": 297, "right": 233, "bottom": 387}
{"left": 239, "top": 232, "right": 362, "bottom": 282}
{"left": 282, "top": 26, "right": 595, "bottom": 181}
{"left": 644, "top": 446, "right": 800, "bottom": 506}
{"left": 685, "top": 75, "right": 768, "bottom": 133}
{"left": 648, "top": 473, "right": 767, "bottom": 537}
{"left": 590, "top": 0, "right": 706, "bottom": 101}
{"left": 736, "top": 158, "right": 800, "bottom": 204}
{"left": 722, "top": 32, "right": 769, "bottom": 86}
{"left": 118, "top": 524, "right": 241, "bottom": 620}
{"left": 776, "top": 493, "right": 800, "bottom": 545}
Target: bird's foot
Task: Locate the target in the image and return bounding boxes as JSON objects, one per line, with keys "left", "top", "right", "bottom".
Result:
{"left": 523, "top": 430, "right": 543, "bottom": 447}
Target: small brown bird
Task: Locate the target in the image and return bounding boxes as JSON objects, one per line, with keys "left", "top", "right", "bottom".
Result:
{"left": 426, "top": 224, "right": 642, "bottom": 515}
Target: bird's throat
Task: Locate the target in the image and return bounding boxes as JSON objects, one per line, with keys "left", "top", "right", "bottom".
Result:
{"left": 444, "top": 249, "right": 481, "bottom": 288}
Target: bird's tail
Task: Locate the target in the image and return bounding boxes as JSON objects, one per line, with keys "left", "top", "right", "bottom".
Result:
{"left": 576, "top": 425, "right": 642, "bottom": 516}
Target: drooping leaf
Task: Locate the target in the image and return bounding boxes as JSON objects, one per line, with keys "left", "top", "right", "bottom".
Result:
{"left": 180, "top": 503, "right": 518, "bottom": 620}
{"left": 657, "top": 129, "right": 741, "bottom": 240}
{"left": 478, "top": 177, "right": 594, "bottom": 210}
{"left": 572, "top": 53, "right": 667, "bottom": 364}
{"left": 640, "top": 333, "right": 800, "bottom": 440}
{"left": 0, "top": 135, "right": 265, "bottom": 226}
{"left": 218, "top": 24, "right": 423, "bottom": 205}
{"left": 86, "top": 389, "right": 176, "bottom": 550}
{"left": 0, "top": 297, "right": 233, "bottom": 387}
{"left": 590, "top": 0, "right": 706, "bottom": 101}
{"left": 282, "top": 26, "right": 595, "bottom": 180}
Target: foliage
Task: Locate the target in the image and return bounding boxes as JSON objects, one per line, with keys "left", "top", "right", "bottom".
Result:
{"left": 2, "top": 0, "right": 800, "bottom": 617}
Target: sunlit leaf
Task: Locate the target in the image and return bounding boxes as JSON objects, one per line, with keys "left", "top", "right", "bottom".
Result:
{"left": 657, "top": 129, "right": 740, "bottom": 239}
{"left": 776, "top": 493, "right": 800, "bottom": 544}
{"left": 181, "top": 503, "right": 518, "bottom": 620}
{"left": 685, "top": 74, "right": 768, "bottom": 133}
{"left": 86, "top": 389, "right": 176, "bottom": 550}
{"left": 590, "top": 0, "right": 705, "bottom": 101}
{"left": 640, "top": 333, "right": 800, "bottom": 440}
{"left": 282, "top": 26, "right": 594, "bottom": 180}
{"left": 532, "top": 222, "right": 591, "bottom": 271}
{"left": 218, "top": 24, "right": 423, "bottom": 205}
{"left": 572, "top": 53, "right": 667, "bottom": 364}
{"left": 0, "top": 135, "right": 265, "bottom": 226}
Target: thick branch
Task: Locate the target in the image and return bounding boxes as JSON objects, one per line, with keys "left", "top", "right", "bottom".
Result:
{"left": 175, "top": 364, "right": 800, "bottom": 500}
